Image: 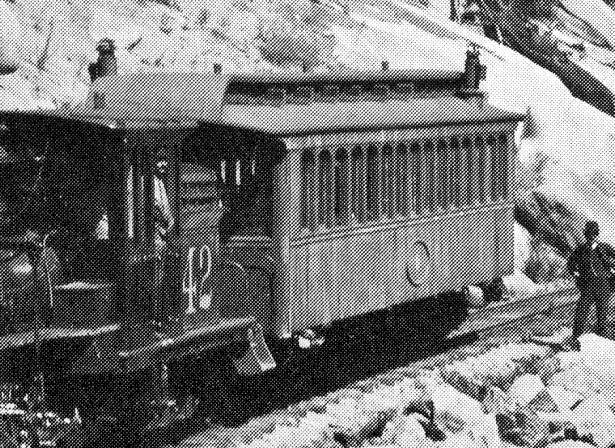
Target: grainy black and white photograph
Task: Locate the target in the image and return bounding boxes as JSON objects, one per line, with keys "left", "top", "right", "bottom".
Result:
{"left": 1, "top": 0, "right": 615, "bottom": 447}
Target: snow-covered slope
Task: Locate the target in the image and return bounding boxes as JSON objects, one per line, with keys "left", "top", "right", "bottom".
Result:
{"left": 1, "top": 0, "right": 615, "bottom": 286}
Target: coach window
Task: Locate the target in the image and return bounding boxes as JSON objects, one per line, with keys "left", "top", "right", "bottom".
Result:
{"left": 334, "top": 148, "right": 349, "bottom": 226}
{"left": 423, "top": 140, "right": 436, "bottom": 214}
{"left": 499, "top": 134, "right": 509, "bottom": 200}
{"left": 462, "top": 137, "right": 473, "bottom": 207}
{"left": 486, "top": 136, "right": 497, "bottom": 202}
{"left": 395, "top": 143, "right": 408, "bottom": 216}
{"left": 410, "top": 142, "right": 421, "bottom": 215}
{"left": 382, "top": 144, "right": 395, "bottom": 219}
{"left": 366, "top": 145, "right": 379, "bottom": 221}
{"left": 450, "top": 137, "right": 461, "bottom": 209}
{"left": 475, "top": 136, "right": 486, "bottom": 204}
{"left": 350, "top": 146, "right": 364, "bottom": 223}
{"left": 300, "top": 150, "right": 316, "bottom": 231}
{"left": 437, "top": 139, "right": 448, "bottom": 211}
{"left": 318, "top": 150, "right": 333, "bottom": 227}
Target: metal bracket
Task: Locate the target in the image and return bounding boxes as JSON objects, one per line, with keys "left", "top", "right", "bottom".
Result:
{"left": 232, "top": 324, "right": 276, "bottom": 376}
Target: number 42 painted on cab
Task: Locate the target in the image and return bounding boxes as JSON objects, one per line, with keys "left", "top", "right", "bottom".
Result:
{"left": 183, "top": 245, "right": 212, "bottom": 314}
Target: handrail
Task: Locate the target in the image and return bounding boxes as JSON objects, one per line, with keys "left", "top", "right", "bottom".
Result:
{"left": 0, "top": 237, "right": 44, "bottom": 251}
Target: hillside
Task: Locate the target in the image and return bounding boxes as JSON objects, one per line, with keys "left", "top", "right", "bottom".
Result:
{"left": 1, "top": 0, "right": 615, "bottom": 293}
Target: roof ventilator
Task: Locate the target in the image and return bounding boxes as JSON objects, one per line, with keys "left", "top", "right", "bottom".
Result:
{"left": 458, "top": 44, "right": 488, "bottom": 106}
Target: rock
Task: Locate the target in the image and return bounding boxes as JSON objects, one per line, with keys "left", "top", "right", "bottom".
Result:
{"left": 524, "top": 236, "right": 569, "bottom": 283}
{"left": 482, "top": 386, "right": 516, "bottom": 415}
{"left": 511, "top": 409, "right": 552, "bottom": 447}
{"left": 467, "top": 414, "right": 501, "bottom": 448}
{"left": 440, "top": 367, "right": 486, "bottom": 401}
{"left": 380, "top": 414, "right": 426, "bottom": 448}
{"left": 514, "top": 189, "right": 586, "bottom": 256}
{"left": 464, "top": 285, "right": 485, "bottom": 308}
{"left": 534, "top": 356, "right": 563, "bottom": 383}
{"left": 570, "top": 394, "right": 615, "bottom": 448}
{"left": 427, "top": 384, "right": 485, "bottom": 430}
{"left": 526, "top": 389, "right": 559, "bottom": 413}
{"left": 502, "top": 269, "right": 540, "bottom": 300}
{"left": 546, "top": 441, "right": 597, "bottom": 448}
{"left": 507, "top": 374, "right": 546, "bottom": 407}
{"left": 331, "top": 410, "right": 393, "bottom": 447}
{"left": 548, "top": 364, "right": 601, "bottom": 398}
{"left": 578, "top": 334, "right": 615, "bottom": 406}
{"left": 547, "top": 386, "right": 584, "bottom": 412}
{"left": 436, "top": 431, "right": 478, "bottom": 448}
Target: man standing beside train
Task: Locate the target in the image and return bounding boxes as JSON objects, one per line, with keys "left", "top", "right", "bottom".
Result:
{"left": 567, "top": 220, "right": 615, "bottom": 349}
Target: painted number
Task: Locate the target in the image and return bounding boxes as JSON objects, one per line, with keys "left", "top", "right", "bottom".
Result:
{"left": 183, "top": 245, "right": 212, "bottom": 314}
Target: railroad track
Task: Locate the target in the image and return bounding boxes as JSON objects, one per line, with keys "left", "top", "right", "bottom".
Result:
{"left": 170, "top": 286, "right": 584, "bottom": 448}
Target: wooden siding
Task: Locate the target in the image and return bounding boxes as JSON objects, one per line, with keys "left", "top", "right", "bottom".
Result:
{"left": 287, "top": 204, "right": 513, "bottom": 334}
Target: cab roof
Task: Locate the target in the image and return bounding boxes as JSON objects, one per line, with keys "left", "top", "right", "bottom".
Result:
{"left": 1, "top": 70, "right": 524, "bottom": 135}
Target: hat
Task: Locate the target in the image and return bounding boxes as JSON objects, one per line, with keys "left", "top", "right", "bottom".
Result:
{"left": 584, "top": 220, "right": 599, "bottom": 237}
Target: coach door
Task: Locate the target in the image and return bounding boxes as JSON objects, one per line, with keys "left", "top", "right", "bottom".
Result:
{"left": 177, "top": 162, "right": 223, "bottom": 328}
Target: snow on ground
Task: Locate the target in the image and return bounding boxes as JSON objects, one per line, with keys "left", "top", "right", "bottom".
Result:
{"left": 1, "top": 0, "right": 615, "bottom": 284}
{"left": 194, "top": 337, "right": 615, "bottom": 448}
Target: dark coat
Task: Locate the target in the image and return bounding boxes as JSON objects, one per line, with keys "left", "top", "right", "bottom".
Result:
{"left": 567, "top": 241, "right": 615, "bottom": 289}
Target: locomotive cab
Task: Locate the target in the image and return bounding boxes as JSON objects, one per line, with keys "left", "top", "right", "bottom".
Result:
{"left": 0, "top": 111, "right": 276, "bottom": 375}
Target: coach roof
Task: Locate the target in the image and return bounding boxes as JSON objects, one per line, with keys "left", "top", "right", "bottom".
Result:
{"left": 2, "top": 70, "right": 524, "bottom": 133}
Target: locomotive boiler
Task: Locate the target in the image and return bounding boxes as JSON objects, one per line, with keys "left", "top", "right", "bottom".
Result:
{"left": 0, "top": 44, "right": 523, "bottom": 447}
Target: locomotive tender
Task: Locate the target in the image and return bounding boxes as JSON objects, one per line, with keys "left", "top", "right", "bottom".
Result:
{"left": 0, "top": 45, "right": 522, "bottom": 445}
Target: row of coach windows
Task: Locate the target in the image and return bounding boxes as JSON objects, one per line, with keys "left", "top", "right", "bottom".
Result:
{"left": 300, "top": 134, "right": 510, "bottom": 231}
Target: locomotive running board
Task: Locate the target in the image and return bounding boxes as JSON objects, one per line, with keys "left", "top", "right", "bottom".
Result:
{"left": 118, "top": 317, "right": 276, "bottom": 374}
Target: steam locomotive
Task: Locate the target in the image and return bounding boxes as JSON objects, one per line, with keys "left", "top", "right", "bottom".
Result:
{"left": 0, "top": 42, "right": 523, "bottom": 447}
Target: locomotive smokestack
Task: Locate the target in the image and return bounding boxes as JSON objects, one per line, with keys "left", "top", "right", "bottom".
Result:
{"left": 89, "top": 38, "right": 117, "bottom": 82}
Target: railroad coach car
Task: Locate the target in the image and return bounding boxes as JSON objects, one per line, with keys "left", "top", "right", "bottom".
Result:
{"left": 0, "top": 45, "right": 523, "bottom": 446}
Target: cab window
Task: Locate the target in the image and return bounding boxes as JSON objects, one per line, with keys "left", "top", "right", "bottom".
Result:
{"left": 182, "top": 132, "right": 274, "bottom": 240}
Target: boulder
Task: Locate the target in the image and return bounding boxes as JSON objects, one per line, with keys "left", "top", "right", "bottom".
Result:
{"left": 501, "top": 269, "right": 540, "bottom": 300}
{"left": 482, "top": 386, "right": 516, "bottom": 415}
{"left": 548, "top": 364, "right": 601, "bottom": 398}
{"left": 570, "top": 394, "right": 615, "bottom": 448}
{"left": 526, "top": 389, "right": 559, "bottom": 413}
{"left": 508, "top": 374, "right": 546, "bottom": 407}
{"left": 467, "top": 414, "right": 501, "bottom": 448}
{"left": 514, "top": 189, "right": 586, "bottom": 256}
{"left": 427, "top": 384, "right": 485, "bottom": 431}
{"left": 547, "top": 385, "right": 584, "bottom": 412}
{"left": 331, "top": 409, "right": 394, "bottom": 447}
{"left": 464, "top": 285, "right": 485, "bottom": 308}
{"left": 380, "top": 414, "right": 426, "bottom": 448}
{"left": 578, "top": 334, "right": 615, "bottom": 406}
{"left": 440, "top": 367, "right": 486, "bottom": 401}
